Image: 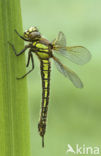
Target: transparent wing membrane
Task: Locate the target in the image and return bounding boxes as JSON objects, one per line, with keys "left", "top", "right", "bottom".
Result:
{"left": 53, "top": 56, "right": 83, "bottom": 88}
{"left": 52, "top": 32, "right": 91, "bottom": 65}
{"left": 52, "top": 31, "right": 66, "bottom": 49}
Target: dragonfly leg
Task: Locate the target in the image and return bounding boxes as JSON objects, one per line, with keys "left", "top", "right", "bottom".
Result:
{"left": 17, "top": 50, "right": 34, "bottom": 80}
{"left": 14, "top": 29, "right": 30, "bottom": 41}
{"left": 26, "top": 51, "right": 33, "bottom": 67}
{"left": 8, "top": 41, "right": 30, "bottom": 56}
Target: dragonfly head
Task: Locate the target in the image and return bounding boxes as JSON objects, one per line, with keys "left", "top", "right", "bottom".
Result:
{"left": 24, "top": 26, "right": 41, "bottom": 41}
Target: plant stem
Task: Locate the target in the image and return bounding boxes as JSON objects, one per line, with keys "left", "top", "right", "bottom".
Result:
{"left": 0, "top": 0, "right": 31, "bottom": 156}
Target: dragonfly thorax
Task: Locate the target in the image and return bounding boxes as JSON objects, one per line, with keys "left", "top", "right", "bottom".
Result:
{"left": 32, "top": 41, "right": 52, "bottom": 59}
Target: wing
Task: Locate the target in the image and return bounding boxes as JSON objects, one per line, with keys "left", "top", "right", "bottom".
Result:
{"left": 52, "top": 32, "right": 91, "bottom": 65}
{"left": 53, "top": 56, "right": 83, "bottom": 88}
{"left": 52, "top": 31, "right": 66, "bottom": 48}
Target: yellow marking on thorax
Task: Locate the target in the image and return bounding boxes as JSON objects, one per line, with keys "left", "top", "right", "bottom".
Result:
{"left": 33, "top": 42, "right": 36, "bottom": 46}
{"left": 36, "top": 43, "right": 48, "bottom": 50}
{"left": 35, "top": 42, "right": 50, "bottom": 59}
{"left": 33, "top": 42, "right": 48, "bottom": 52}
{"left": 38, "top": 53, "right": 49, "bottom": 59}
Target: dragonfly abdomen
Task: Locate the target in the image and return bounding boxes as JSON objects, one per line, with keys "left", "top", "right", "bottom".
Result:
{"left": 38, "top": 59, "right": 51, "bottom": 147}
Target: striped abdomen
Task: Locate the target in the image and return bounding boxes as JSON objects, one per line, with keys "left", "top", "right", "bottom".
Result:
{"left": 38, "top": 59, "right": 51, "bottom": 147}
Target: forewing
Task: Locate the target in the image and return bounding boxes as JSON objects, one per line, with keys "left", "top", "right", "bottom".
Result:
{"left": 53, "top": 56, "right": 83, "bottom": 88}
{"left": 52, "top": 31, "right": 67, "bottom": 50}
{"left": 58, "top": 46, "right": 91, "bottom": 65}
{"left": 52, "top": 32, "right": 91, "bottom": 65}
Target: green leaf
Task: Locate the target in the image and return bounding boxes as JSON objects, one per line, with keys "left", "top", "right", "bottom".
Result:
{"left": 0, "top": 1, "right": 31, "bottom": 156}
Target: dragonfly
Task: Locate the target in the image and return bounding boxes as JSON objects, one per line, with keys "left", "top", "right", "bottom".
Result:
{"left": 8, "top": 26, "right": 91, "bottom": 147}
